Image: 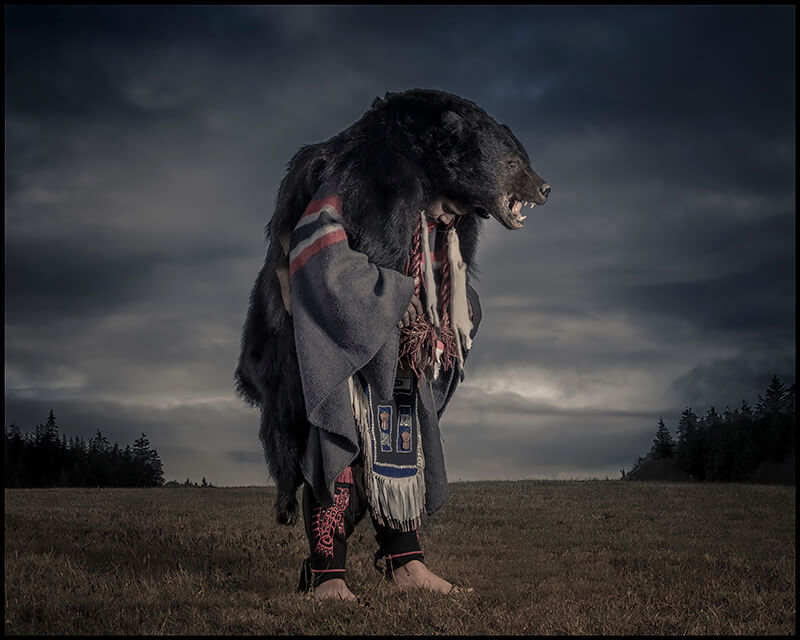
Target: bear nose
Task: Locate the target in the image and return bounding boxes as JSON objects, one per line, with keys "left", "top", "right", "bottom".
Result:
{"left": 539, "top": 183, "right": 551, "bottom": 199}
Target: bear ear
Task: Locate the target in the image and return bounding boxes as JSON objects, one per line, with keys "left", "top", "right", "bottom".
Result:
{"left": 372, "top": 96, "right": 387, "bottom": 109}
{"left": 441, "top": 111, "right": 465, "bottom": 140}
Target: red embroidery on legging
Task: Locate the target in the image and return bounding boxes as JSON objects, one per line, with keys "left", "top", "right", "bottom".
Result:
{"left": 311, "top": 486, "right": 350, "bottom": 558}
{"left": 336, "top": 466, "right": 354, "bottom": 484}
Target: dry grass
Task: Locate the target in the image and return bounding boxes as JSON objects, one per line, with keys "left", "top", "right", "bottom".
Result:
{"left": 4, "top": 481, "right": 795, "bottom": 635}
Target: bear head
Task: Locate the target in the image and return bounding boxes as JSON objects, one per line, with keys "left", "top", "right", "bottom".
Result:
{"left": 371, "top": 89, "right": 550, "bottom": 230}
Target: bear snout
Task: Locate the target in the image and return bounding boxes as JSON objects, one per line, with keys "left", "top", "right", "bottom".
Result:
{"left": 539, "top": 183, "right": 551, "bottom": 201}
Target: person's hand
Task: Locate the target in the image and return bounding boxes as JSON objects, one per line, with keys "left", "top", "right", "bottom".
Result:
{"left": 398, "top": 294, "right": 423, "bottom": 328}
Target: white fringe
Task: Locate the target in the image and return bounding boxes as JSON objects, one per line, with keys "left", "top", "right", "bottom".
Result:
{"left": 349, "top": 374, "right": 426, "bottom": 531}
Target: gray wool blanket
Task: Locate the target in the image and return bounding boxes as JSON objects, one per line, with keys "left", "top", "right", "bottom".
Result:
{"left": 288, "top": 186, "right": 481, "bottom": 522}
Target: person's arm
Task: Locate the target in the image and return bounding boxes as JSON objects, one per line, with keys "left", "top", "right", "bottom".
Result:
{"left": 288, "top": 194, "right": 415, "bottom": 371}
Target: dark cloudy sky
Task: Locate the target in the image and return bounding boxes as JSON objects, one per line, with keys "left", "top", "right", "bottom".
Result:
{"left": 4, "top": 5, "right": 795, "bottom": 485}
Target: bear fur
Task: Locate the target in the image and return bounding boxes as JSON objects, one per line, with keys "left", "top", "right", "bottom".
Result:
{"left": 235, "top": 89, "right": 549, "bottom": 525}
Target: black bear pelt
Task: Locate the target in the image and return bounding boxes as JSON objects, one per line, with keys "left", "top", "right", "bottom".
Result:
{"left": 235, "top": 88, "right": 548, "bottom": 525}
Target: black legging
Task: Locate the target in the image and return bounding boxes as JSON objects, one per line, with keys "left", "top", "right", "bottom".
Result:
{"left": 299, "top": 459, "right": 423, "bottom": 589}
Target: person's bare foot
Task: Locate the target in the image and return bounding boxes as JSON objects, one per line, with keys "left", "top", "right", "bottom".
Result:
{"left": 391, "top": 560, "right": 473, "bottom": 594}
{"left": 313, "top": 578, "right": 357, "bottom": 601}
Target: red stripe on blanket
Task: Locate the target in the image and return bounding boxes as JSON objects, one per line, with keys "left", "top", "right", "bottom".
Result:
{"left": 301, "top": 195, "right": 342, "bottom": 219}
{"left": 289, "top": 227, "right": 347, "bottom": 276}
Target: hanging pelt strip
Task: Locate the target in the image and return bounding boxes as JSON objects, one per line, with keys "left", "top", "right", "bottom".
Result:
{"left": 446, "top": 227, "right": 473, "bottom": 371}
{"left": 398, "top": 210, "right": 472, "bottom": 381}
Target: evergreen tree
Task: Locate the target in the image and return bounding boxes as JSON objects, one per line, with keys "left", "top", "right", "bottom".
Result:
{"left": 5, "top": 422, "right": 25, "bottom": 487}
{"left": 707, "top": 405, "right": 753, "bottom": 482}
{"left": 702, "top": 406, "right": 723, "bottom": 480}
{"left": 89, "top": 429, "right": 111, "bottom": 454}
{"left": 28, "top": 410, "right": 60, "bottom": 486}
{"left": 649, "top": 418, "right": 675, "bottom": 459}
{"left": 703, "top": 405, "right": 721, "bottom": 428}
{"left": 676, "top": 407, "right": 698, "bottom": 447}
{"left": 132, "top": 433, "right": 165, "bottom": 487}
{"left": 752, "top": 376, "right": 795, "bottom": 464}
{"left": 675, "top": 406, "right": 706, "bottom": 480}
{"left": 5, "top": 416, "right": 168, "bottom": 488}
{"left": 32, "top": 410, "right": 59, "bottom": 444}
{"left": 5, "top": 421, "right": 22, "bottom": 438}
{"left": 756, "top": 375, "right": 790, "bottom": 417}
{"left": 626, "top": 377, "right": 795, "bottom": 485}
{"left": 88, "top": 429, "right": 112, "bottom": 486}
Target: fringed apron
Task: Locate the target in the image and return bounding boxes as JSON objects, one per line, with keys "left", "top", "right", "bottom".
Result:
{"left": 349, "top": 210, "right": 473, "bottom": 531}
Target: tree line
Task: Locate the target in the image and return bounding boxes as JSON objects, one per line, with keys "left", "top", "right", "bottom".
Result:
{"left": 4, "top": 410, "right": 164, "bottom": 488}
{"left": 624, "top": 375, "right": 795, "bottom": 484}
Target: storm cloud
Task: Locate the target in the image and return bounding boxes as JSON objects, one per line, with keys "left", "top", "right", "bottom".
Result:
{"left": 4, "top": 5, "right": 795, "bottom": 484}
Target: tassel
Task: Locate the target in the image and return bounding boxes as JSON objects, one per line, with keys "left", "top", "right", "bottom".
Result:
{"left": 399, "top": 208, "right": 470, "bottom": 379}
{"left": 398, "top": 316, "right": 438, "bottom": 381}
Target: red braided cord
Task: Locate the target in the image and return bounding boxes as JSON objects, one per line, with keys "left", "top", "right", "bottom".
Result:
{"left": 440, "top": 233, "right": 451, "bottom": 326}
{"left": 400, "top": 213, "right": 436, "bottom": 379}
{"left": 406, "top": 214, "right": 423, "bottom": 294}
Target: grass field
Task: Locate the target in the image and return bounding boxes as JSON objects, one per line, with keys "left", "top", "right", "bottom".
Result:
{"left": 4, "top": 481, "right": 795, "bottom": 635}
